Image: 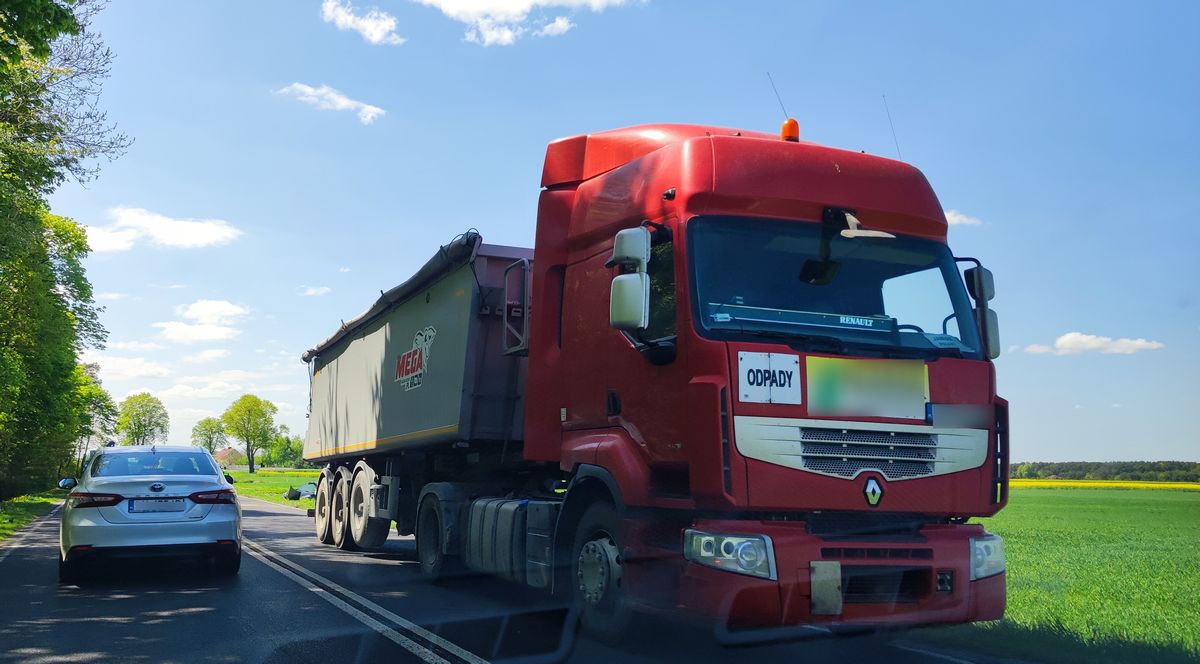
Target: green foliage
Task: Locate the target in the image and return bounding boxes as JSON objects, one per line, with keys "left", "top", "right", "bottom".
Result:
{"left": 0, "top": 0, "right": 78, "bottom": 65}
{"left": 0, "top": 487, "right": 65, "bottom": 542}
{"left": 115, "top": 392, "right": 169, "bottom": 446}
{"left": 190, "top": 416, "right": 227, "bottom": 453}
{"left": 260, "top": 425, "right": 306, "bottom": 469}
{"left": 223, "top": 470, "right": 318, "bottom": 509}
{"left": 221, "top": 395, "right": 277, "bottom": 474}
{"left": 1011, "top": 461, "right": 1200, "bottom": 483}
{"left": 917, "top": 488, "right": 1200, "bottom": 662}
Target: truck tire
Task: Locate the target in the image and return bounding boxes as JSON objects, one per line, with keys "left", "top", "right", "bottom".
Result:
{"left": 350, "top": 470, "right": 390, "bottom": 549}
{"left": 416, "top": 495, "right": 459, "bottom": 581}
{"left": 331, "top": 474, "right": 356, "bottom": 551}
{"left": 570, "top": 502, "right": 631, "bottom": 643}
{"left": 314, "top": 475, "right": 333, "bottom": 544}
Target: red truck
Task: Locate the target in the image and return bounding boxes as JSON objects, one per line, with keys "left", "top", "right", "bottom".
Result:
{"left": 302, "top": 121, "right": 1008, "bottom": 643}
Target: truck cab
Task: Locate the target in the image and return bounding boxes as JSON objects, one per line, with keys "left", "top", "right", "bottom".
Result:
{"left": 520, "top": 123, "right": 1008, "bottom": 637}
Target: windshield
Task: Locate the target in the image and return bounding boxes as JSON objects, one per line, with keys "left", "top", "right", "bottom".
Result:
{"left": 91, "top": 452, "right": 219, "bottom": 477}
{"left": 688, "top": 216, "right": 983, "bottom": 359}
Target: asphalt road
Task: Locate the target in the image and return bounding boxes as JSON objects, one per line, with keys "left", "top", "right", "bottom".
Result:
{"left": 0, "top": 498, "right": 989, "bottom": 664}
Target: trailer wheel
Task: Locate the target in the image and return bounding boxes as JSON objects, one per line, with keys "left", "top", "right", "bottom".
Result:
{"left": 571, "top": 502, "right": 631, "bottom": 643}
{"left": 350, "top": 470, "right": 390, "bottom": 549}
{"left": 331, "top": 474, "right": 356, "bottom": 551}
{"left": 416, "top": 495, "right": 458, "bottom": 580}
{"left": 314, "top": 475, "right": 333, "bottom": 544}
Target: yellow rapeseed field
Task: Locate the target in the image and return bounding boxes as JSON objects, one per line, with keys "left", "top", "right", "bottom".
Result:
{"left": 1010, "top": 479, "right": 1200, "bottom": 490}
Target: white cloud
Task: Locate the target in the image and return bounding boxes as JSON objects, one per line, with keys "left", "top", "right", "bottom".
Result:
{"left": 338, "top": 266, "right": 352, "bottom": 273}
{"left": 182, "top": 349, "right": 230, "bottom": 364}
{"left": 160, "top": 381, "right": 244, "bottom": 400}
{"left": 177, "top": 299, "right": 250, "bottom": 326}
{"left": 153, "top": 321, "right": 242, "bottom": 343}
{"left": 1052, "top": 332, "right": 1165, "bottom": 355}
{"left": 535, "top": 16, "right": 573, "bottom": 36}
{"left": 1024, "top": 344, "right": 1052, "bottom": 354}
{"left": 277, "top": 83, "right": 385, "bottom": 125}
{"left": 81, "top": 352, "right": 170, "bottom": 380}
{"left": 109, "top": 340, "right": 164, "bottom": 351}
{"left": 321, "top": 0, "right": 406, "bottom": 45}
{"left": 179, "top": 370, "right": 264, "bottom": 384}
{"left": 96, "top": 292, "right": 128, "bottom": 301}
{"left": 945, "top": 209, "right": 983, "bottom": 226}
{"left": 86, "top": 207, "right": 242, "bottom": 252}
{"left": 302, "top": 286, "right": 332, "bottom": 296}
{"left": 411, "top": 0, "right": 628, "bottom": 46}
{"left": 167, "top": 284, "right": 188, "bottom": 290}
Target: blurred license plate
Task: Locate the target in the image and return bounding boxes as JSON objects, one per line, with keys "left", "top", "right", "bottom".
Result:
{"left": 128, "top": 498, "right": 185, "bottom": 513}
{"left": 807, "top": 357, "right": 928, "bottom": 420}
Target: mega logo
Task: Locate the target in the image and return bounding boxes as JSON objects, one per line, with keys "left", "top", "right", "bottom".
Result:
{"left": 395, "top": 326, "right": 436, "bottom": 391}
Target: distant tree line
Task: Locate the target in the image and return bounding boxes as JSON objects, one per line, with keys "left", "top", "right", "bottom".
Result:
{"left": 1011, "top": 462, "right": 1200, "bottom": 483}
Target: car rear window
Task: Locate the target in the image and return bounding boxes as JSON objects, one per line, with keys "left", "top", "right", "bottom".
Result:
{"left": 91, "top": 452, "right": 219, "bottom": 477}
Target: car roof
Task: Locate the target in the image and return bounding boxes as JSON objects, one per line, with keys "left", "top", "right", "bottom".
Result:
{"left": 98, "top": 445, "right": 210, "bottom": 455}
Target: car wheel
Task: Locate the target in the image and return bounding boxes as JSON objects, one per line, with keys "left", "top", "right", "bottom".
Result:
{"left": 571, "top": 502, "right": 631, "bottom": 644}
{"left": 214, "top": 551, "right": 241, "bottom": 576}
{"left": 58, "top": 554, "right": 85, "bottom": 585}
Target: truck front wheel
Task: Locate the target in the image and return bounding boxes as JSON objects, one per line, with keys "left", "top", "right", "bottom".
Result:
{"left": 571, "top": 502, "right": 631, "bottom": 643}
{"left": 416, "top": 495, "right": 457, "bottom": 581}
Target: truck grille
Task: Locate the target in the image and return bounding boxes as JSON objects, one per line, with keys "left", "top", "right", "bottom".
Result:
{"left": 799, "top": 427, "right": 936, "bottom": 480}
{"left": 841, "top": 565, "right": 931, "bottom": 604}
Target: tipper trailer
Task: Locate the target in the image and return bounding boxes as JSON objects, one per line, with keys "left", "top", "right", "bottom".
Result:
{"left": 302, "top": 121, "right": 1009, "bottom": 642}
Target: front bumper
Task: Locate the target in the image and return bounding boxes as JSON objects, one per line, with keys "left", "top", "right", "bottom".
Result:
{"left": 61, "top": 504, "right": 241, "bottom": 561}
{"left": 626, "top": 518, "right": 1005, "bottom": 644}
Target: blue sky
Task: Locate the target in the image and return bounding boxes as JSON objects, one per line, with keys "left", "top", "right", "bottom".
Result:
{"left": 57, "top": 0, "right": 1198, "bottom": 461}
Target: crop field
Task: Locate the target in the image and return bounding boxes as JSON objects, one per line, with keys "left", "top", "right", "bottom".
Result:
{"left": 226, "top": 470, "right": 318, "bottom": 509}
{"left": 914, "top": 486, "right": 1200, "bottom": 663}
{"left": 1010, "top": 479, "right": 1200, "bottom": 491}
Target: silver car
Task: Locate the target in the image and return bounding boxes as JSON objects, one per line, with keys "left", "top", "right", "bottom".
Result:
{"left": 58, "top": 445, "right": 242, "bottom": 583}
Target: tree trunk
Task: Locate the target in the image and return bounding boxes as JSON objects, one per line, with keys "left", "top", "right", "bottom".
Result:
{"left": 246, "top": 442, "right": 255, "bottom": 473}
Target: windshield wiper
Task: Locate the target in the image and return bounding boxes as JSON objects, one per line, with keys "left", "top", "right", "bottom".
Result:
{"left": 738, "top": 329, "right": 847, "bottom": 354}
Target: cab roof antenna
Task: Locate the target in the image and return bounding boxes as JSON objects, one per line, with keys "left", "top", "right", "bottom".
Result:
{"left": 882, "top": 93, "right": 903, "bottom": 160}
{"left": 766, "top": 72, "right": 789, "bottom": 120}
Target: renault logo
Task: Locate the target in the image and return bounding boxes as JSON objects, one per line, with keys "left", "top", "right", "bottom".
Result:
{"left": 863, "top": 478, "right": 883, "bottom": 507}
{"left": 149, "top": 482, "right": 165, "bottom": 493}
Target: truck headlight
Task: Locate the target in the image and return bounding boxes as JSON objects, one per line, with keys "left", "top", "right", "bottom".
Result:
{"left": 969, "top": 533, "right": 1005, "bottom": 580}
{"left": 683, "top": 529, "right": 777, "bottom": 581}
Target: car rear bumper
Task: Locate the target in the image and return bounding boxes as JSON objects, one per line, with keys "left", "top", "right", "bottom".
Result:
{"left": 65, "top": 541, "right": 241, "bottom": 563}
{"left": 61, "top": 504, "right": 240, "bottom": 560}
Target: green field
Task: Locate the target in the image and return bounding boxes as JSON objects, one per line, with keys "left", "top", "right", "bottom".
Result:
{"left": 227, "top": 469, "right": 319, "bottom": 509}
{"left": 913, "top": 488, "right": 1200, "bottom": 663}
{"left": 0, "top": 489, "right": 65, "bottom": 543}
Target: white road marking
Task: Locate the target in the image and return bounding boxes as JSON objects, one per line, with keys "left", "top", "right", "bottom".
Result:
{"left": 891, "top": 642, "right": 980, "bottom": 664}
{"left": 243, "top": 540, "right": 454, "bottom": 664}
{"left": 0, "top": 504, "right": 62, "bottom": 565}
{"left": 244, "top": 537, "right": 489, "bottom": 664}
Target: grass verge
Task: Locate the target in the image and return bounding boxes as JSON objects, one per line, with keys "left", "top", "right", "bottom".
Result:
{"left": 0, "top": 489, "right": 65, "bottom": 543}
{"left": 227, "top": 470, "right": 319, "bottom": 510}
{"left": 913, "top": 487, "right": 1200, "bottom": 663}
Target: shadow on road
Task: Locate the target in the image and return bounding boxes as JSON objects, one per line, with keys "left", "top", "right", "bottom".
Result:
{"left": 906, "top": 621, "right": 1199, "bottom": 664}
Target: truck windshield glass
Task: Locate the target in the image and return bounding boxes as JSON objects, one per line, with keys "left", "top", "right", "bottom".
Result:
{"left": 689, "top": 216, "right": 982, "bottom": 358}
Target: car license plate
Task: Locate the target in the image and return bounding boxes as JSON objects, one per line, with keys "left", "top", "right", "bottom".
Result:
{"left": 128, "top": 498, "right": 186, "bottom": 513}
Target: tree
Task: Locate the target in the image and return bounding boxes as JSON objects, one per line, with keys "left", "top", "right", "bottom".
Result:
{"left": 221, "top": 395, "right": 276, "bottom": 474}
{"left": 264, "top": 425, "right": 304, "bottom": 469}
{"left": 115, "top": 393, "right": 169, "bottom": 446}
{"left": 191, "top": 417, "right": 227, "bottom": 453}
{"left": 71, "top": 362, "right": 115, "bottom": 467}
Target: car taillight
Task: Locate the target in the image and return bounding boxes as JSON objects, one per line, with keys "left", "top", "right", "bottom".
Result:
{"left": 189, "top": 488, "right": 237, "bottom": 504}
{"left": 68, "top": 492, "right": 124, "bottom": 508}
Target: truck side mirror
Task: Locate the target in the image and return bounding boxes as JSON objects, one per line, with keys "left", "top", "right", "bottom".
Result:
{"left": 605, "top": 227, "right": 651, "bottom": 271}
{"left": 981, "top": 308, "right": 1001, "bottom": 359}
{"left": 964, "top": 266, "right": 995, "bottom": 302}
{"left": 610, "top": 273, "right": 650, "bottom": 331}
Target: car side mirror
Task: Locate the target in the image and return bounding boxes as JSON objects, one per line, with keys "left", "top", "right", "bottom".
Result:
{"left": 610, "top": 273, "right": 650, "bottom": 331}
{"left": 224, "top": 474, "right": 235, "bottom": 484}
{"left": 964, "top": 266, "right": 995, "bottom": 302}
{"left": 59, "top": 478, "right": 77, "bottom": 490}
